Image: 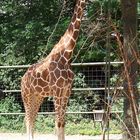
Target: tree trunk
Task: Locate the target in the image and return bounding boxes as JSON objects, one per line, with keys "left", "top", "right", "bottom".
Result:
{"left": 121, "top": 0, "right": 139, "bottom": 140}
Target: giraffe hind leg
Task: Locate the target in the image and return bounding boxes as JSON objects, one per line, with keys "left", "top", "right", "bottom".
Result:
{"left": 22, "top": 92, "right": 43, "bottom": 140}
{"left": 54, "top": 93, "right": 70, "bottom": 140}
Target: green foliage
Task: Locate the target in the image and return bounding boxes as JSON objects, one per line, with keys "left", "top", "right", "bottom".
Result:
{"left": 0, "top": 0, "right": 67, "bottom": 66}
{"left": 0, "top": 113, "right": 122, "bottom": 135}
{"left": 65, "top": 119, "right": 101, "bottom": 135}
{"left": 0, "top": 96, "right": 23, "bottom": 132}
{"left": 0, "top": 1, "right": 139, "bottom": 137}
{"left": 35, "top": 115, "right": 55, "bottom": 133}
{"left": 73, "top": 73, "right": 87, "bottom": 88}
{"left": 0, "top": 0, "right": 123, "bottom": 93}
{"left": 0, "top": 96, "right": 21, "bottom": 113}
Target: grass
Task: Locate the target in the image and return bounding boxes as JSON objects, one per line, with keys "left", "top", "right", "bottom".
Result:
{"left": 0, "top": 115, "right": 122, "bottom": 135}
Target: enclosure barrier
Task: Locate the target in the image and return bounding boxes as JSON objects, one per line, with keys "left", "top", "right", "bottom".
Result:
{"left": 0, "top": 111, "right": 123, "bottom": 116}
{"left": 0, "top": 62, "right": 124, "bottom": 116}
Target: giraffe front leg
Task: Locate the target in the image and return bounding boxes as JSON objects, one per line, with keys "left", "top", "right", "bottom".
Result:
{"left": 22, "top": 95, "right": 34, "bottom": 140}
{"left": 54, "top": 95, "right": 69, "bottom": 140}
{"left": 25, "top": 112, "right": 34, "bottom": 140}
{"left": 22, "top": 93, "right": 43, "bottom": 140}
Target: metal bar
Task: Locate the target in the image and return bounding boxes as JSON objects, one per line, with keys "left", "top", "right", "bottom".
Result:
{"left": 0, "top": 62, "right": 124, "bottom": 69}
{"left": 2, "top": 87, "right": 124, "bottom": 93}
{"left": 0, "top": 65, "right": 30, "bottom": 69}
{"left": 72, "top": 87, "right": 124, "bottom": 90}
{"left": 0, "top": 111, "right": 123, "bottom": 115}
{"left": 71, "top": 62, "right": 124, "bottom": 66}
{"left": 3, "top": 90, "right": 21, "bottom": 93}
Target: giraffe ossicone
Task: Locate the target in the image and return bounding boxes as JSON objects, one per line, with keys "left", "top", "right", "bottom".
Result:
{"left": 21, "top": 0, "right": 86, "bottom": 140}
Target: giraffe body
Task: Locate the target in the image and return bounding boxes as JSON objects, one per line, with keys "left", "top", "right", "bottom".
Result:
{"left": 21, "top": 0, "right": 86, "bottom": 140}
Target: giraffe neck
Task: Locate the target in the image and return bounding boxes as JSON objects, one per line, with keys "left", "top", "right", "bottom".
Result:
{"left": 50, "top": 0, "right": 86, "bottom": 62}
{"left": 68, "top": 0, "right": 86, "bottom": 39}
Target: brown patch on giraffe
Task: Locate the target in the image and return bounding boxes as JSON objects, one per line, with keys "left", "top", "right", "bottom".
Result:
{"left": 23, "top": 95, "right": 28, "bottom": 103}
{"left": 81, "top": 1, "right": 85, "bottom": 8}
{"left": 77, "top": 9, "right": 82, "bottom": 19}
{"left": 68, "top": 23, "right": 74, "bottom": 33}
{"left": 35, "top": 86, "right": 42, "bottom": 93}
{"left": 72, "top": 13, "right": 76, "bottom": 23}
{"left": 54, "top": 68, "right": 61, "bottom": 79}
{"left": 60, "top": 49, "right": 65, "bottom": 55}
{"left": 30, "top": 85, "right": 36, "bottom": 93}
{"left": 49, "top": 61, "right": 57, "bottom": 71}
{"left": 32, "top": 70, "right": 36, "bottom": 78}
{"left": 68, "top": 70, "right": 74, "bottom": 79}
{"left": 24, "top": 87, "right": 30, "bottom": 95}
{"left": 57, "top": 122, "right": 61, "bottom": 128}
{"left": 62, "top": 122, "right": 65, "bottom": 127}
{"left": 64, "top": 64, "right": 69, "bottom": 69}
{"left": 65, "top": 91, "right": 70, "bottom": 97}
{"left": 36, "top": 72, "right": 41, "bottom": 78}
{"left": 74, "top": 5, "right": 78, "bottom": 12}
{"left": 33, "top": 78, "right": 37, "bottom": 86}
{"left": 52, "top": 85, "right": 57, "bottom": 91}
{"left": 55, "top": 88, "right": 61, "bottom": 96}
{"left": 77, "top": 7, "right": 82, "bottom": 15}
{"left": 61, "top": 70, "right": 68, "bottom": 79}
{"left": 41, "top": 92, "right": 45, "bottom": 96}
{"left": 64, "top": 51, "right": 70, "bottom": 60}
{"left": 74, "top": 20, "right": 80, "bottom": 29}
{"left": 58, "top": 62, "right": 65, "bottom": 70}
{"left": 56, "top": 77, "right": 65, "bottom": 87}
{"left": 69, "top": 39, "right": 76, "bottom": 48}
{"left": 73, "top": 30, "right": 79, "bottom": 39}
{"left": 41, "top": 92, "right": 49, "bottom": 97}
{"left": 30, "top": 75, "right": 35, "bottom": 83}
{"left": 51, "top": 52, "right": 61, "bottom": 61}
{"left": 77, "top": 0, "right": 80, "bottom": 6}
{"left": 59, "top": 56, "right": 67, "bottom": 64}
{"left": 55, "top": 98, "right": 61, "bottom": 105}
{"left": 57, "top": 121, "right": 65, "bottom": 128}
{"left": 42, "top": 69, "right": 49, "bottom": 80}
{"left": 49, "top": 72, "right": 56, "bottom": 85}
{"left": 44, "top": 86, "right": 50, "bottom": 92}
{"left": 37, "top": 78, "right": 47, "bottom": 87}
{"left": 26, "top": 79, "right": 31, "bottom": 89}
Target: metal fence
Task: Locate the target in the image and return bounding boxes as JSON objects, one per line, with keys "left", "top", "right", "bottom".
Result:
{"left": 0, "top": 62, "right": 124, "bottom": 116}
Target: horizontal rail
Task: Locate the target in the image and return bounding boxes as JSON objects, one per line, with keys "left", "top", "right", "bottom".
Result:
{"left": 2, "top": 87, "right": 124, "bottom": 93}
{"left": 71, "top": 62, "right": 124, "bottom": 66}
{"left": 0, "top": 111, "right": 123, "bottom": 116}
{"left": 0, "top": 65, "right": 30, "bottom": 69}
{"left": 0, "top": 62, "right": 124, "bottom": 69}
{"left": 72, "top": 87, "right": 124, "bottom": 90}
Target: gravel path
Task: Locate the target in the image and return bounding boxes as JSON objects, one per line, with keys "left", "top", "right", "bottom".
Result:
{"left": 0, "top": 133, "right": 122, "bottom": 140}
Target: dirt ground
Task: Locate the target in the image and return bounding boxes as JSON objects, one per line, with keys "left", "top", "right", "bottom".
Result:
{"left": 0, "top": 133, "right": 122, "bottom": 140}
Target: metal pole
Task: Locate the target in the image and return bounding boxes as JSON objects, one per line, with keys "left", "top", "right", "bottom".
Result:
{"left": 0, "top": 62, "right": 123, "bottom": 69}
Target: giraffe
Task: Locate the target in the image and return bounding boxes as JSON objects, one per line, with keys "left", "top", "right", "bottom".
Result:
{"left": 21, "top": 0, "right": 86, "bottom": 140}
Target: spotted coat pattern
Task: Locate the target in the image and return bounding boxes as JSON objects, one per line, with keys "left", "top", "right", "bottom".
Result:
{"left": 21, "top": 0, "right": 86, "bottom": 140}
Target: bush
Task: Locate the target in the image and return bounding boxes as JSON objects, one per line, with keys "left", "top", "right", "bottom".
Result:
{"left": 0, "top": 95, "right": 24, "bottom": 132}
